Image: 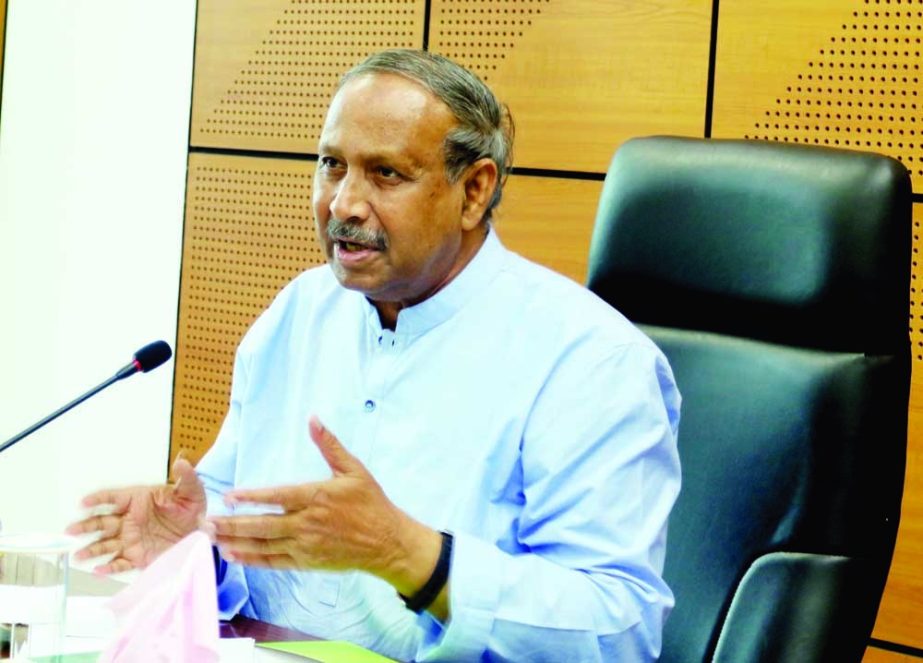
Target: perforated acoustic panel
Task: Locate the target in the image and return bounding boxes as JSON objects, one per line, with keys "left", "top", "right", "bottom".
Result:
{"left": 191, "top": 0, "right": 425, "bottom": 152}
{"left": 429, "top": 0, "right": 549, "bottom": 82}
{"left": 714, "top": 6, "right": 923, "bottom": 646}
{"left": 880, "top": 201, "right": 923, "bottom": 649}
{"left": 912, "top": 205, "right": 923, "bottom": 364}
{"left": 429, "top": 0, "right": 712, "bottom": 173}
{"left": 713, "top": 0, "right": 922, "bottom": 191}
{"left": 171, "top": 153, "right": 322, "bottom": 465}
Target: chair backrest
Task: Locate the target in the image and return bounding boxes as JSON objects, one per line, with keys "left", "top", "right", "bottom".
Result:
{"left": 586, "top": 136, "right": 911, "bottom": 663}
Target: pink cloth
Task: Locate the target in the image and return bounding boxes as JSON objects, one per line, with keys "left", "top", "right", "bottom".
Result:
{"left": 98, "top": 531, "right": 220, "bottom": 663}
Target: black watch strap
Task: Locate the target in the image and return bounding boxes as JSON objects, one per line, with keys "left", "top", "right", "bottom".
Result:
{"left": 400, "top": 530, "right": 454, "bottom": 614}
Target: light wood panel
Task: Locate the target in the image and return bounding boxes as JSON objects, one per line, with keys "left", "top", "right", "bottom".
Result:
{"left": 171, "top": 153, "right": 323, "bottom": 465}
{"left": 493, "top": 174, "right": 604, "bottom": 284}
{"left": 874, "top": 201, "right": 923, "bottom": 649}
{"left": 910, "top": 201, "right": 923, "bottom": 364}
{"left": 713, "top": 4, "right": 923, "bottom": 644}
{"left": 429, "top": 0, "right": 712, "bottom": 173}
{"left": 190, "top": 0, "right": 425, "bottom": 152}
{"left": 864, "top": 645, "right": 923, "bottom": 662}
{"left": 179, "top": 1, "right": 923, "bottom": 651}
{"left": 713, "top": 0, "right": 923, "bottom": 192}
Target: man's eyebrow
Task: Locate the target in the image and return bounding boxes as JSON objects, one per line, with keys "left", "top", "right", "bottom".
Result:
{"left": 317, "top": 145, "right": 426, "bottom": 171}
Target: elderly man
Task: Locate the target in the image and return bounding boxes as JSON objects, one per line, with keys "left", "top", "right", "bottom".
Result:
{"left": 69, "top": 49, "right": 681, "bottom": 661}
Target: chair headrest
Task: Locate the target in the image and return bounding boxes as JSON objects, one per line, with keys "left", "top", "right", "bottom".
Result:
{"left": 587, "top": 136, "right": 911, "bottom": 353}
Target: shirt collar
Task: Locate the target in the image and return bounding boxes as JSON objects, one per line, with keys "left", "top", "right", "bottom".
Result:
{"left": 360, "top": 226, "right": 507, "bottom": 337}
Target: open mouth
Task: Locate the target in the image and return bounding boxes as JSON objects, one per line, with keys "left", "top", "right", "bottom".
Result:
{"left": 333, "top": 238, "right": 384, "bottom": 265}
{"left": 338, "top": 240, "right": 373, "bottom": 252}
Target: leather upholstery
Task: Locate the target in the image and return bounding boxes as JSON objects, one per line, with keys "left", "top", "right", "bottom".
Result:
{"left": 586, "top": 137, "right": 911, "bottom": 663}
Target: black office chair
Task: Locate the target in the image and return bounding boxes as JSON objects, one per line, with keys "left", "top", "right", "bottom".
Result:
{"left": 586, "top": 136, "right": 911, "bottom": 663}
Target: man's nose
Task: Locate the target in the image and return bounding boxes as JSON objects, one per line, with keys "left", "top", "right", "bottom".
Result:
{"left": 330, "top": 172, "right": 372, "bottom": 222}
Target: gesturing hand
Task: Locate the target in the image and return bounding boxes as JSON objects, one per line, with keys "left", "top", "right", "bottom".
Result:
{"left": 66, "top": 456, "right": 206, "bottom": 574}
{"left": 207, "top": 416, "right": 442, "bottom": 598}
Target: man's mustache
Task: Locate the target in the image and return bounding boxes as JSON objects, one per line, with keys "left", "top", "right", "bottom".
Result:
{"left": 327, "top": 218, "right": 388, "bottom": 251}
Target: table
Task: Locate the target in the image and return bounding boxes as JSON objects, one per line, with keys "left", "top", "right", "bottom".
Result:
{"left": 219, "top": 616, "right": 318, "bottom": 644}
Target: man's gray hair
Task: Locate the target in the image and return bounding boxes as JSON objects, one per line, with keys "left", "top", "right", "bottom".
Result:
{"left": 340, "top": 49, "right": 514, "bottom": 224}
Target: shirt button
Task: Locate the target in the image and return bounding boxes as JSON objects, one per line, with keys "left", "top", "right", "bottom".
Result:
{"left": 364, "top": 399, "right": 376, "bottom": 412}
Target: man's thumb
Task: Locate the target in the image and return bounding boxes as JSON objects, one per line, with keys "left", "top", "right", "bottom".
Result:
{"left": 308, "top": 415, "right": 363, "bottom": 476}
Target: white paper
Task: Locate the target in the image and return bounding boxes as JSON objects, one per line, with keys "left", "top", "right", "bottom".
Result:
{"left": 0, "top": 584, "right": 64, "bottom": 622}
{"left": 66, "top": 596, "right": 118, "bottom": 638}
{"left": 219, "top": 637, "right": 256, "bottom": 663}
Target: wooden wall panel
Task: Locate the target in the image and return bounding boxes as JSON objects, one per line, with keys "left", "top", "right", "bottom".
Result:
{"left": 190, "top": 0, "right": 425, "bottom": 152}
{"left": 714, "top": 1, "right": 923, "bottom": 648}
{"left": 713, "top": 0, "right": 923, "bottom": 192}
{"left": 178, "top": 0, "right": 923, "bottom": 653}
{"left": 874, "top": 201, "right": 923, "bottom": 649}
{"left": 864, "top": 646, "right": 921, "bottom": 663}
{"left": 429, "top": 0, "right": 712, "bottom": 173}
{"left": 494, "top": 174, "right": 603, "bottom": 284}
{"left": 171, "top": 153, "right": 323, "bottom": 465}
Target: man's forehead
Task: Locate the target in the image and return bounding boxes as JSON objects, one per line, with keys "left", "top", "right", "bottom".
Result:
{"left": 336, "top": 70, "right": 435, "bottom": 101}
{"left": 318, "top": 73, "right": 455, "bottom": 159}
{"left": 326, "top": 72, "right": 454, "bottom": 126}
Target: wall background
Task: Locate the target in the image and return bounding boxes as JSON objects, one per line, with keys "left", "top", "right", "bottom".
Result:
{"left": 175, "top": 1, "right": 923, "bottom": 659}
{"left": 0, "top": 0, "right": 194, "bottom": 562}
{"left": 0, "top": 0, "right": 919, "bottom": 659}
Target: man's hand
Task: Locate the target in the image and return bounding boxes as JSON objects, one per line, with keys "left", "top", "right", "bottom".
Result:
{"left": 207, "top": 417, "right": 443, "bottom": 603}
{"left": 66, "top": 456, "right": 206, "bottom": 574}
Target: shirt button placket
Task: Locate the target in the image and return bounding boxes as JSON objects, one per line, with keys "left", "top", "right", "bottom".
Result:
{"left": 364, "top": 332, "right": 391, "bottom": 419}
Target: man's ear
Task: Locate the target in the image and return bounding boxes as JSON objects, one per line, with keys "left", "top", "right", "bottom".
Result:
{"left": 460, "top": 158, "right": 499, "bottom": 231}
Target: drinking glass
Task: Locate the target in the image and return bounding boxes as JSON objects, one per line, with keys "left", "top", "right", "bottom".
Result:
{"left": 0, "top": 533, "right": 71, "bottom": 661}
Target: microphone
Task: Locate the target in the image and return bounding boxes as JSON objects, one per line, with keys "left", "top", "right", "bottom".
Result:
{"left": 0, "top": 341, "right": 173, "bottom": 455}
{"left": 114, "top": 340, "right": 173, "bottom": 380}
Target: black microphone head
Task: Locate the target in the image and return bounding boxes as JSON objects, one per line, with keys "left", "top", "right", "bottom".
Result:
{"left": 133, "top": 340, "right": 172, "bottom": 372}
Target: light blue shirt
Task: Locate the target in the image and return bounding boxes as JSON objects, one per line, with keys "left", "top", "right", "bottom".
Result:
{"left": 196, "top": 229, "right": 681, "bottom": 662}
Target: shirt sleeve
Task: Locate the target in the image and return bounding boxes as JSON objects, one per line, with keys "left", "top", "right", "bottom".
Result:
{"left": 214, "top": 549, "right": 250, "bottom": 620}
{"left": 196, "top": 344, "right": 253, "bottom": 619}
{"left": 414, "top": 343, "right": 682, "bottom": 662}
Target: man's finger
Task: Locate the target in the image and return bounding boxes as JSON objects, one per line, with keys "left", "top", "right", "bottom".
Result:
{"left": 93, "top": 557, "right": 134, "bottom": 575}
{"left": 214, "top": 534, "right": 294, "bottom": 556}
{"left": 74, "top": 537, "right": 121, "bottom": 561}
{"left": 208, "top": 513, "right": 293, "bottom": 539}
{"left": 221, "top": 550, "right": 296, "bottom": 570}
{"left": 308, "top": 416, "right": 366, "bottom": 476}
{"left": 79, "top": 489, "right": 133, "bottom": 515}
{"left": 171, "top": 457, "right": 205, "bottom": 501}
{"left": 65, "top": 514, "right": 121, "bottom": 537}
{"left": 224, "top": 483, "right": 318, "bottom": 510}
{"left": 65, "top": 517, "right": 98, "bottom": 536}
